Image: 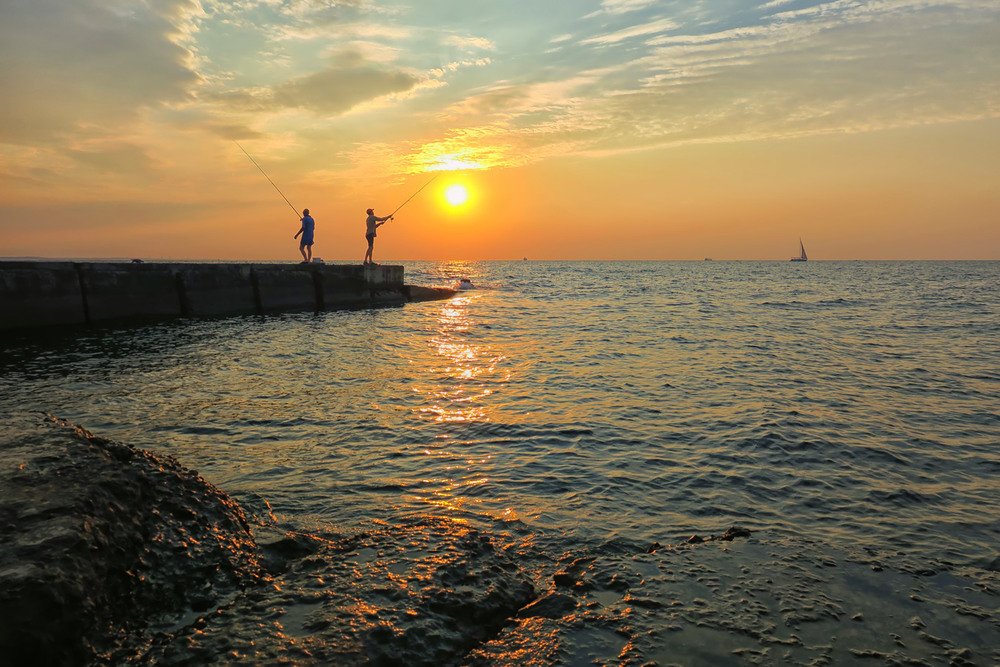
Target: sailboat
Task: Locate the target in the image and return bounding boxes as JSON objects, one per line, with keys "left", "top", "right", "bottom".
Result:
{"left": 790, "top": 238, "right": 808, "bottom": 262}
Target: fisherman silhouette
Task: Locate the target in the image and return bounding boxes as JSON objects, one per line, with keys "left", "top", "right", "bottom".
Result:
{"left": 294, "top": 209, "right": 314, "bottom": 263}
{"left": 364, "top": 208, "right": 392, "bottom": 265}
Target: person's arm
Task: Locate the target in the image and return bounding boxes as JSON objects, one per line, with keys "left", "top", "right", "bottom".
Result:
{"left": 294, "top": 226, "right": 302, "bottom": 239}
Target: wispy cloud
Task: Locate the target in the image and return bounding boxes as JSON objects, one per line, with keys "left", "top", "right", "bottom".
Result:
{"left": 443, "top": 35, "right": 496, "bottom": 52}
{"left": 0, "top": 0, "right": 201, "bottom": 145}
{"left": 586, "top": 0, "right": 663, "bottom": 18}
{"left": 758, "top": 0, "right": 797, "bottom": 10}
{"left": 2, "top": 0, "right": 998, "bottom": 188}
{"left": 273, "top": 58, "right": 421, "bottom": 114}
{"left": 581, "top": 18, "right": 680, "bottom": 45}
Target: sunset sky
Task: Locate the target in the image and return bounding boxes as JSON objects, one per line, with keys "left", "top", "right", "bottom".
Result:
{"left": 1, "top": 0, "right": 998, "bottom": 261}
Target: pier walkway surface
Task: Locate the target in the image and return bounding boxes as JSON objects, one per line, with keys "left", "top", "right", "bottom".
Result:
{"left": 0, "top": 261, "right": 454, "bottom": 331}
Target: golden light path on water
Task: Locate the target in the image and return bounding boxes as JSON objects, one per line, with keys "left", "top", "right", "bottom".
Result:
{"left": 411, "top": 283, "right": 520, "bottom": 525}
{"left": 3, "top": 259, "right": 996, "bottom": 666}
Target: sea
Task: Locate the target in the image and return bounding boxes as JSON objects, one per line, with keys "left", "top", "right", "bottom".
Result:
{"left": 2, "top": 260, "right": 999, "bottom": 665}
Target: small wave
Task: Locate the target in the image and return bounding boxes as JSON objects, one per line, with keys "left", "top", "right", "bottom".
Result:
{"left": 866, "top": 488, "right": 945, "bottom": 507}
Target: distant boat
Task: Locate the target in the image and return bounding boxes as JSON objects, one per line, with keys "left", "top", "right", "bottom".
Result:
{"left": 790, "top": 238, "right": 808, "bottom": 262}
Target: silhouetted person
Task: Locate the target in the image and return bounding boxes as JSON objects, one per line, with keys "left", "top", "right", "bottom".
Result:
{"left": 364, "top": 208, "right": 392, "bottom": 265}
{"left": 295, "top": 209, "right": 314, "bottom": 263}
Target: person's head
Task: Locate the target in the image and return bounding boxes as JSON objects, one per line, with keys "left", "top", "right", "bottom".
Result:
{"left": 366, "top": 208, "right": 374, "bottom": 215}
{"left": 303, "top": 208, "right": 310, "bottom": 215}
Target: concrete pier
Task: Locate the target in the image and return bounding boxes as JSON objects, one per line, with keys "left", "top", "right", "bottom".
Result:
{"left": 0, "top": 261, "right": 454, "bottom": 331}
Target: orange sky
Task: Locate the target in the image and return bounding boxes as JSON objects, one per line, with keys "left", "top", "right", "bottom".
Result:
{"left": 1, "top": 1, "right": 998, "bottom": 261}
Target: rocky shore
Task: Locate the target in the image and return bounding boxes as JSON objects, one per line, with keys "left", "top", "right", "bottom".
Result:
{"left": 2, "top": 416, "right": 998, "bottom": 665}
{"left": 0, "top": 417, "right": 539, "bottom": 665}
{"left": 0, "top": 416, "right": 263, "bottom": 664}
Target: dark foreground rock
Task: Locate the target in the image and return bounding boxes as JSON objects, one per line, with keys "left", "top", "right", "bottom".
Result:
{"left": 0, "top": 416, "right": 538, "bottom": 666}
{"left": 151, "top": 521, "right": 538, "bottom": 666}
{"left": 4, "top": 416, "right": 998, "bottom": 666}
{"left": 0, "top": 416, "right": 263, "bottom": 665}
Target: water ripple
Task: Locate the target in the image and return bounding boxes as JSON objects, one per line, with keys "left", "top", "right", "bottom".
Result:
{"left": 2, "top": 261, "right": 999, "bottom": 574}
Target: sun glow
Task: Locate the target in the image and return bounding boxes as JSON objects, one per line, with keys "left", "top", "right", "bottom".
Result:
{"left": 433, "top": 157, "right": 482, "bottom": 171}
{"left": 444, "top": 184, "right": 468, "bottom": 206}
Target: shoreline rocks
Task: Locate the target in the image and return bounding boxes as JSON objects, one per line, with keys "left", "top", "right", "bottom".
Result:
{"left": 0, "top": 416, "right": 264, "bottom": 664}
{"left": 3, "top": 416, "right": 997, "bottom": 666}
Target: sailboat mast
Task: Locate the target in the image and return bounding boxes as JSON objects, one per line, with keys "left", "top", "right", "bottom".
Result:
{"left": 791, "top": 238, "right": 808, "bottom": 261}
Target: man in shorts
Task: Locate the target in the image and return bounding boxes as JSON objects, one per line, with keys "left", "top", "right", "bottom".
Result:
{"left": 364, "top": 208, "right": 392, "bottom": 265}
{"left": 294, "top": 209, "right": 314, "bottom": 263}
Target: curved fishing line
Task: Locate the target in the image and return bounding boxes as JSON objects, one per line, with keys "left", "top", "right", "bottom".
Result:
{"left": 389, "top": 173, "right": 440, "bottom": 218}
{"left": 234, "top": 141, "right": 300, "bottom": 219}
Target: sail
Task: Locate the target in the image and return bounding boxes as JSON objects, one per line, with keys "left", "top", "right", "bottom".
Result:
{"left": 790, "top": 238, "right": 808, "bottom": 261}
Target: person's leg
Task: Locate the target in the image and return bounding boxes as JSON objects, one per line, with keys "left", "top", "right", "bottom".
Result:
{"left": 306, "top": 244, "right": 312, "bottom": 262}
{"left": 300, "top": 243, "right": 308, "bottom": 261}
{"left": 364, "top": 237, "right": 374, "bottom": 263}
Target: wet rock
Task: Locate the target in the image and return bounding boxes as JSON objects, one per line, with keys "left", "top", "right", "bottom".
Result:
{"left": 682, "top": 526, "right": 751, "bottom": 547}
{"left": 518, "top": 592, "right": 578, "bottom": 619}
{"left": 721, "top": 526, "right": 752, "bottom": 541}
{"left": 567, "top": 556, "right": 596, "bottom": 571}
{"left": 622, "top": 593, "right": 663, "bottom": 610}
{"left": 257, "top": 529, "right": 326, "bottom": 573}
{"left": 0, "top": 416, "right": 263, "bottom": 664}
{"left": 553, "top": 571, "right": 577, "bottom": 588}
{"left": 142, "top": 518, "right": 538, "bottom": 666}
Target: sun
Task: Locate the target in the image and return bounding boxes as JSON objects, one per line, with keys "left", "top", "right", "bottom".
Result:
{"left": 444, "top": 184, "right": 468, "bottom": 207}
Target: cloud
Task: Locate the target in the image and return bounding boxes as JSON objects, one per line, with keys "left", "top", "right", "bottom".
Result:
{"left": 64, "top": 143, "right": 158, "bottom": 175}
{"left": 585, "top": 1, "right": 1000, "bottom": 149}
{"left": 428, "top": 58, "right": 493, "bottom": 78}
{"left": 0, "top": 0, "right": 201, "bottom": 145}
{"left": 443, "top": 35, "right": 496, "bottom": 52}
{"left": 444, "top": 85, "right": 533, "bottom": 117}
{"left": 581, "top": 18, "right": 680, "bottom": 45}
{"left": 202, "top": 48, "right": 421, "bottom": 116}
{"left": 585, "top": 0, "right": 663, "bottom": 18}
{"left": 273, "top": 59, "right": 420, "bottom": 113}
{"left": 405, "top": 0, "right": 1000, "bottom": 170}
{"left": 272, "top": 20, "right": 411, "bottom": 43}
{"left": 758, "top": 0, "right": 797, "bottom": 9}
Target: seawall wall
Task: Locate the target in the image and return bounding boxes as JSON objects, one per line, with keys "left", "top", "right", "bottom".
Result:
{"left": 0, "top": 261, "right": 452, "bottom": 331}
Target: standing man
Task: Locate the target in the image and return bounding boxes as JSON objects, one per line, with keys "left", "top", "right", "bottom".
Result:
{"left": 294, "top": 208, "right": 315, "bottom": 263}
{"left": 364, "top": 208, "right": 392, "bottom": 265}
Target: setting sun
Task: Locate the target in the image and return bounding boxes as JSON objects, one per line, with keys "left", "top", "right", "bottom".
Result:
{"left": 444, "top": 184, "right": 468, "bottom": 207}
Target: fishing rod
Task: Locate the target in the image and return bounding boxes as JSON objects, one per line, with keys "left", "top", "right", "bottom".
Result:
{"left": 234, "top": 141, "right": 301, "bottom": 219}
{"left": 388, "top": 173, "right": 440, "bottom": 218}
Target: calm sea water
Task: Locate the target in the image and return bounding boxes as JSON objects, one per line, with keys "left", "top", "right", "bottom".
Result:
{"left": 2, "top": 260, "right": 999, "bottom": 662}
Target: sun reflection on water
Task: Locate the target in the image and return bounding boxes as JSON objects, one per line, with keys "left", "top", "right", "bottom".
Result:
{"left": 415, "top": 293, "right": 509, "bottom": 425}
{"left": 404, "top": 285, "right": 526, "bottom": 525}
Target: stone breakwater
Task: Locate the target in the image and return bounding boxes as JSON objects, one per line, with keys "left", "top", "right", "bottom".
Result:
{"left": 0, "top": 261, "right": 455, "bottom": 331}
